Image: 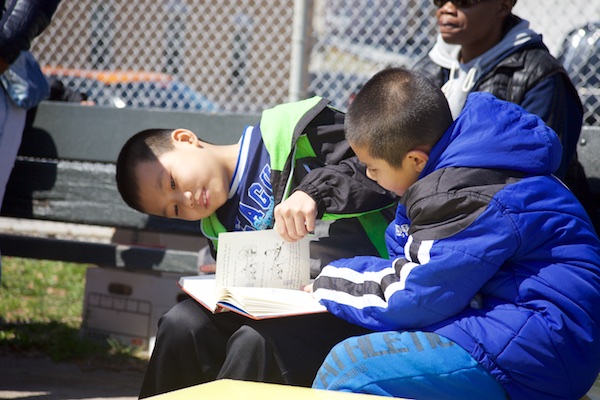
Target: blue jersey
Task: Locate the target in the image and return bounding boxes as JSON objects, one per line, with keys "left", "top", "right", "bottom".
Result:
{"left": 216, "top": 126, "right": 274, "bottom": 232}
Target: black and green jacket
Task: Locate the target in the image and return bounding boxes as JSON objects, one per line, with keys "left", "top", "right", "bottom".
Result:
{"left": 201, "top": 96, "right": 397, "bottom": 276}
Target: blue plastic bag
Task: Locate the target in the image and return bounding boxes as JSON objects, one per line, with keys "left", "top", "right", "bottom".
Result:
{"left": 0, "top": 50, "right": 49, "bottom": 110}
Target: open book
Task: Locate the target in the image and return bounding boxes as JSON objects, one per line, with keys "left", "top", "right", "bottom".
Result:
{"left": 178, "top": 230, "right": 327, "bottom": 319}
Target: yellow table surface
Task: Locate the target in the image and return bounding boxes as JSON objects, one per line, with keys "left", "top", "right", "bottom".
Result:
{"left": 147, "top": 379, "right": 410, "bottom": 399}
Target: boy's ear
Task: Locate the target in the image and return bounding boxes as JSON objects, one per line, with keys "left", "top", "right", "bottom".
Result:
{"left": 406, "top": 150, "right": 429, "bottom": 173}
{"left": 171, "top": 128, "right": 199, "bottom": 146}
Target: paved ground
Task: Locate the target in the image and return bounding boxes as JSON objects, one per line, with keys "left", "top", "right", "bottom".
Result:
{"left": 0, "top": 352, "right": 145, "bottom": 400}
{"left": 0, "top": 218, "right": 146, "bottom": 399}
{"left": 2, "top": 351, "right": 600, "bottom": 400}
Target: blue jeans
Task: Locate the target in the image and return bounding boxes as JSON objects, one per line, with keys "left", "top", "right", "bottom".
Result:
{"left": 313, "top": 331, "right": 507, "bottom": 400}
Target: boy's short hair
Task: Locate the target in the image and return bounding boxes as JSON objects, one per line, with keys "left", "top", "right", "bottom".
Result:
{"left": 116, "top": 128, "right": 174, "bottom": 212}
{"left": 345, "top": 67, "right": 452, "bottom": 167}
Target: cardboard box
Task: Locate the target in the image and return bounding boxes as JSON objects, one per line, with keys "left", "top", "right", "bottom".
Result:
{"left": 82, "top": 266, "right": 189, "bottom": 356}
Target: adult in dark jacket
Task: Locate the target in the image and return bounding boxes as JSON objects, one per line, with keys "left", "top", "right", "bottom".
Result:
{"left": 414, "top": 0, "right": 598, "bottom": 231}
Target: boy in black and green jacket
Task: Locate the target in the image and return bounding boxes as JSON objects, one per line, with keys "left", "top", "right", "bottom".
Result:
{"left": 116, "top": 96, "right": 396, "bottom": 398}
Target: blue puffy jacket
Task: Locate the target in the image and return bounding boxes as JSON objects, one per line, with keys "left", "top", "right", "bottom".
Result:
{"left": 313, "top": 92, "right": 600, "bottom": 399}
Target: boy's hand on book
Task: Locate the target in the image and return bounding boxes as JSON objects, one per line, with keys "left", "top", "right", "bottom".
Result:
{"left": 274, "top": 191, "right": 317, "bottom": 242}
{"left": 302, "top": 283, "right": 314, "bottom": 294}
{"left": 199, "top": 263, "right": 216, "bottom": 274}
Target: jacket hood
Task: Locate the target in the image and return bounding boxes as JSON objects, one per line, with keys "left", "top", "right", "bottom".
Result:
{"left": 421, "top": 92, "right": 562, "bottom": 177}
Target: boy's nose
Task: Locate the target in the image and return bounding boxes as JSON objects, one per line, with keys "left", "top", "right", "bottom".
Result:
{"left": 183, "top": 191, "right": 195, "bottom": 208}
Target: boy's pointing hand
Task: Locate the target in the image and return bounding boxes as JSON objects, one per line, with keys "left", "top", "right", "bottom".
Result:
{"left": 274, "top": 191, "right": 317, "bottom": 242}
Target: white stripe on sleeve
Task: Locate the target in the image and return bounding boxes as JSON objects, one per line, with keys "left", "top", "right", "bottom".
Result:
{"left": 417, "top": 240, "right": 434, "bottom": 264}
{"left": 404, "top": 235, "right": 414, "bottom": 262}
{"left": 314, "top": 288, "right": 389, "bottom": 309}
{"left": 319, "top": 264, "right": 396, "bottom": 284}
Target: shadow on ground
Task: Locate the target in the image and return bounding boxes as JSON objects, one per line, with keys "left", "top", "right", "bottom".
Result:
{"left": 0, "top": 350, "right": 145, "bottom": 400}
{"left": 0, "top": 321, "right": 147, "bottom": 400}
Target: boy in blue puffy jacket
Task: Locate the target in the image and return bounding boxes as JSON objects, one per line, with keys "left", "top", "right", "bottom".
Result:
{"left": 310, "top": 67, "right": 600, "bottom": 399}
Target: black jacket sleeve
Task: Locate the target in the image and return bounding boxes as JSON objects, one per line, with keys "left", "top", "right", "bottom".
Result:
{"left": 295, "top": 156, "right": 397, "bottom": 217}
{"left": 294, "top": 105, "right": 398, "bottom": 217}
{"left": 0, "top": 0, "right": 62, "bottom": 64}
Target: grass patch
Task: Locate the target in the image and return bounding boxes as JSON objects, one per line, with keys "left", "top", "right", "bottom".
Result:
{"left": 0, "top": 256, "right": 147, "bottom": 370}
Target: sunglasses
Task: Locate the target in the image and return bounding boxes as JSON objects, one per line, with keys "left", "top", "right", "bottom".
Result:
{"left": 433, "top": 0, "right": 492, "bottom": 8}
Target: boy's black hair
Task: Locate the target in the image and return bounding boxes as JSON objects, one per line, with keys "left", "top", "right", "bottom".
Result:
{"left": 345, "top": 67, "right": 452, "bottom": 168}
{"left": 116, "top": 128, "right": 175, "bottom": 212}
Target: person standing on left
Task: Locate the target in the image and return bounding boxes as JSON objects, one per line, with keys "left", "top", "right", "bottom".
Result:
{"left": 0, "top": 0, "right": 63, "bottom": 276}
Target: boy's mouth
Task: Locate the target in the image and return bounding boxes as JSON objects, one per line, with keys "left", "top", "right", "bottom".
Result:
{"left": 200, "top": 188, "right": 208, "bottom": 208}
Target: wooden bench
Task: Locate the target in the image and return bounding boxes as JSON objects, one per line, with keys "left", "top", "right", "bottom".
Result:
{"left": 0, "top": 101, "right": 259, "bottom": 276}
{"left": 1, "top": 103, "right": 598, "bottom": 277}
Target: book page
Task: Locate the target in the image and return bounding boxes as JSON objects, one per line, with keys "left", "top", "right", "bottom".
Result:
{"left": 215, "top": 230, "right": 310, "bottom": 289}
{"left": 219, "top": 286, "right": 327, "bottom": 316}
{"left": 178, "top": 276, "right": 219, "bottom": 312}
{"left": 178, "top": 276, "right": 327, "bottom": 319}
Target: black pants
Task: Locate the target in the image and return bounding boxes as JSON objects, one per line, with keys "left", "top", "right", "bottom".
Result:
{"left": 139, "top": 298, "right": 371, "bottom": 398}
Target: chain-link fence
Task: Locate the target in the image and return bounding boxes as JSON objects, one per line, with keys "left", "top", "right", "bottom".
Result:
{"left": 33, "top": 0, "right": 600, "bottom": 123}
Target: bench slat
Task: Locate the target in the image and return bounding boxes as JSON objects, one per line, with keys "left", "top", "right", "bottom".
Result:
{"left": 0, "top": 233, "right": 198, "bottom": 274}
{"left": 24, "top": 102, "right": 258, "bottom": 163}
{"left": 2, "top": 156, "right": 202, "bottom": 235}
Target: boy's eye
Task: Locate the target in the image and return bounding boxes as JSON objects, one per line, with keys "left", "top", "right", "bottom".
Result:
{"left": 174, "top": 204, "right": 179, "bottom": 217}
{"left": 170, "top": 176, "right": 176, "bottom": 190}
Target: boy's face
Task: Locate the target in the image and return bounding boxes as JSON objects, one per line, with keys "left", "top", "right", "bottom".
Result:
{"left": 352, "top": 143, "right": 426, "bottom": 197}
{"left": 135, "top": 129, "right": 231, "bottom": 221}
